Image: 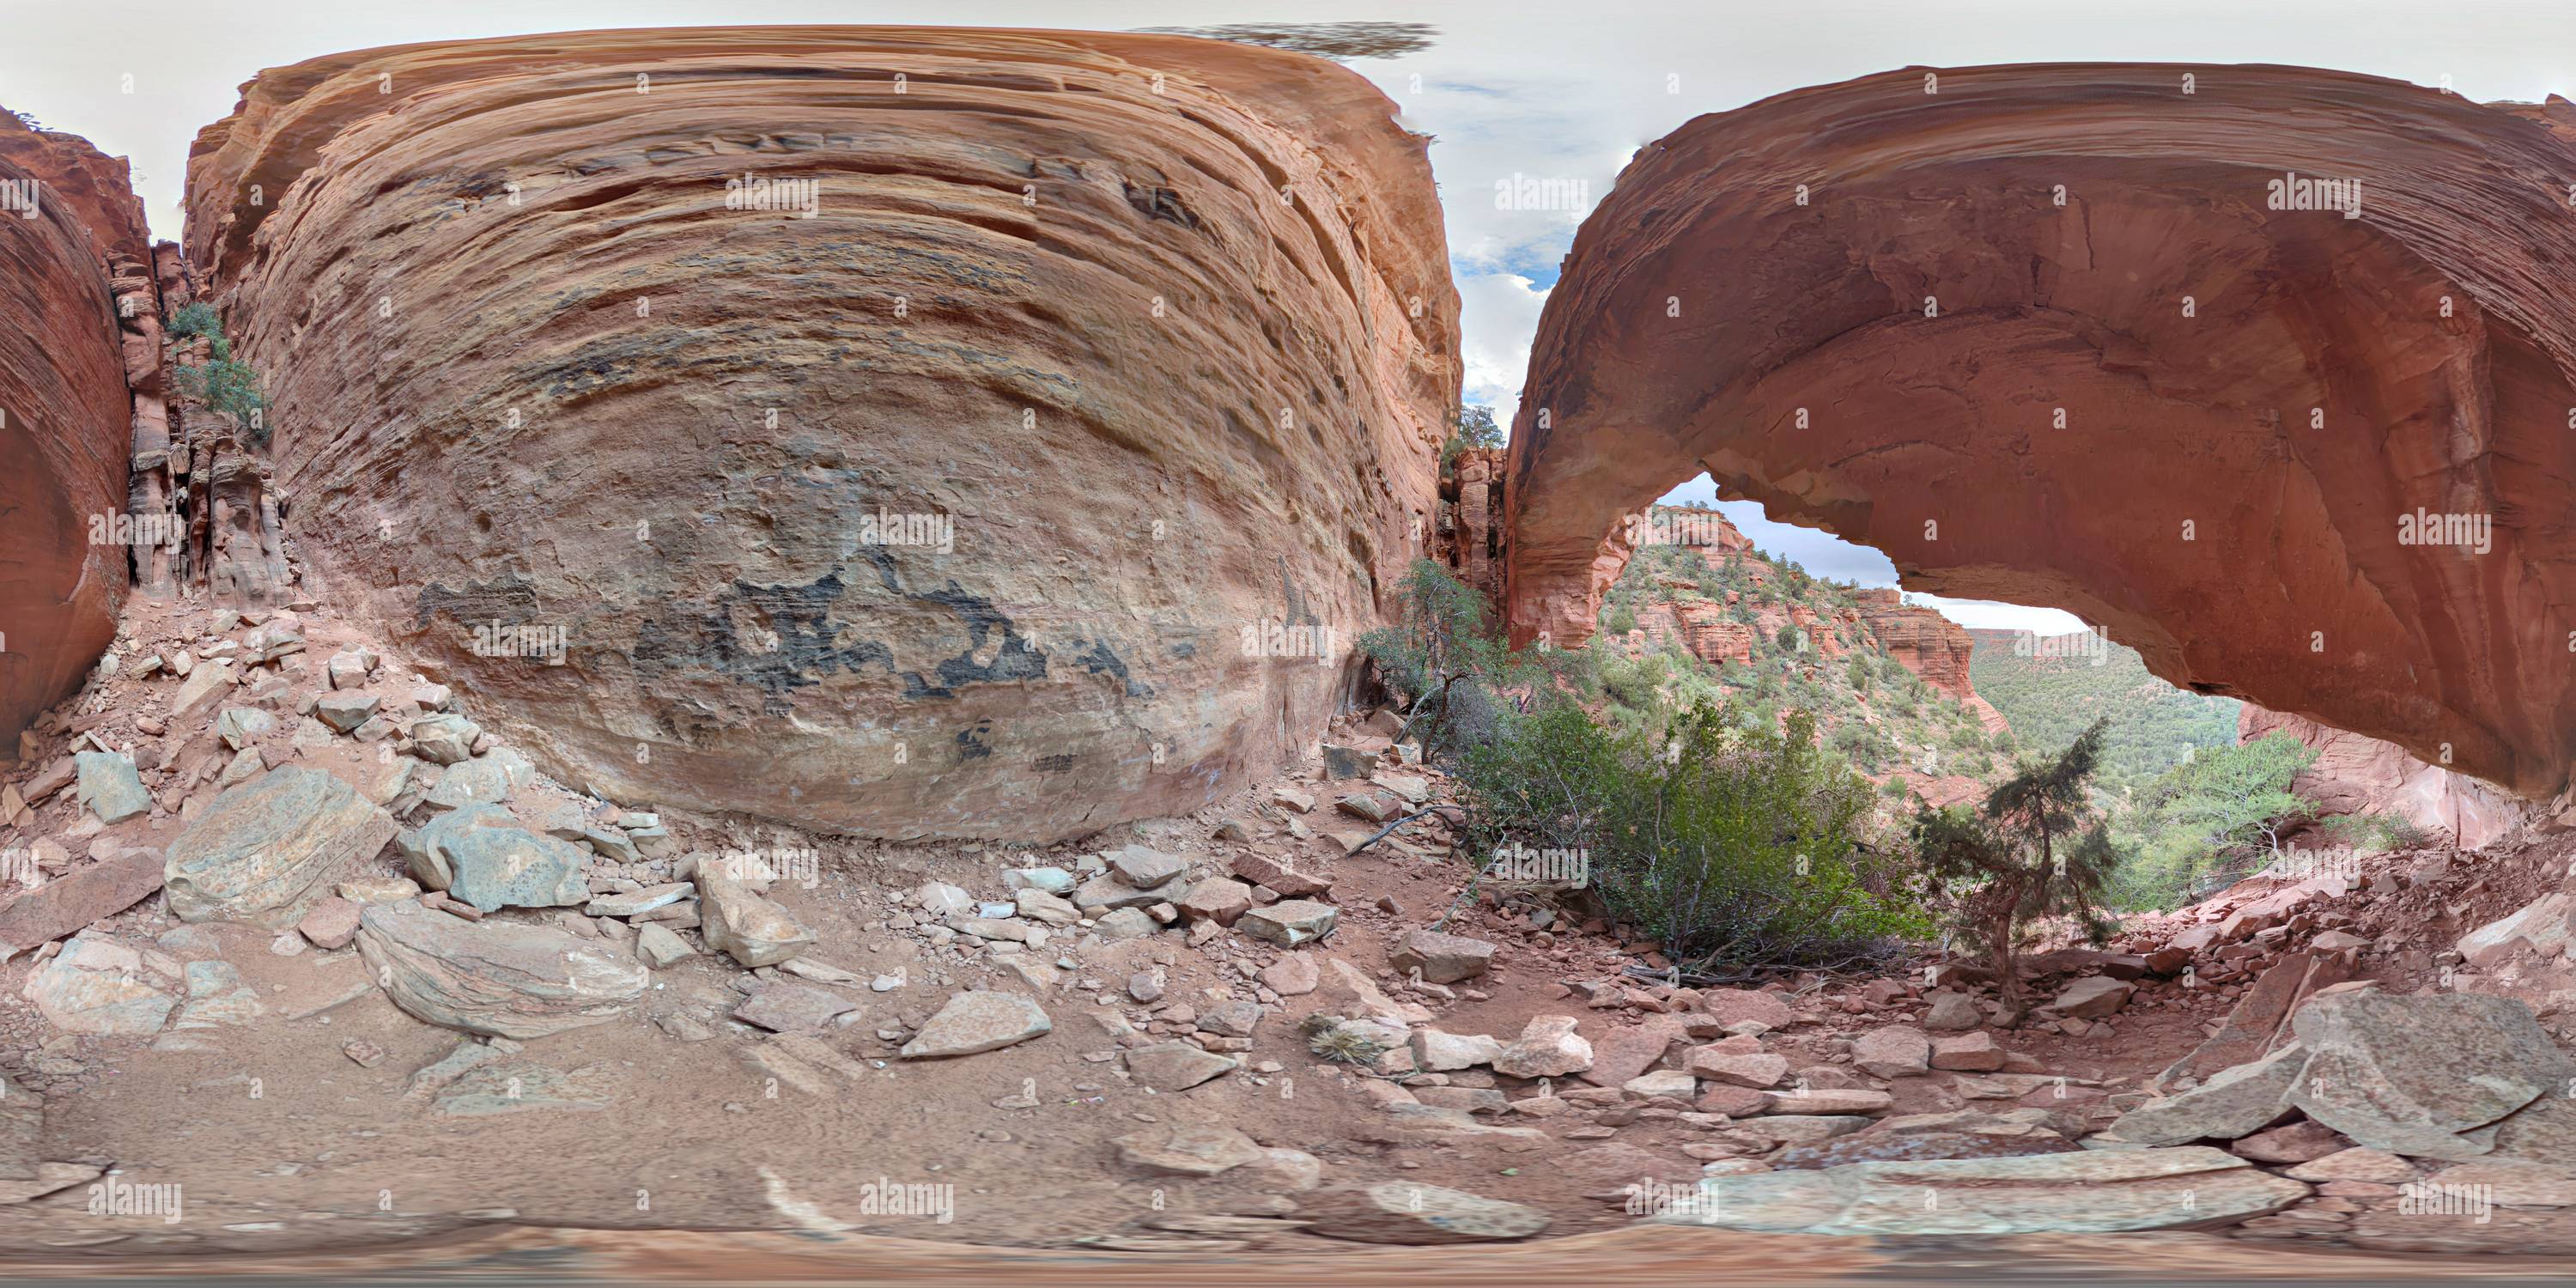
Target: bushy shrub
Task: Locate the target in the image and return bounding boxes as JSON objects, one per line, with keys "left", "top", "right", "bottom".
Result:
{"left": 1455, "top": 696, "right": 1922, "bottom": 973}
{"left": 173, "top": 344, "right": 273, "bottom": 445}
{"left": 167, "top": 301, "right": 222, "bottom": 338}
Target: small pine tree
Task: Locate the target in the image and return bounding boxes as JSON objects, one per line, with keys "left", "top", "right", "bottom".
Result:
{"left": 1911, "top": 716, "right": 2117, "bottom": 1013}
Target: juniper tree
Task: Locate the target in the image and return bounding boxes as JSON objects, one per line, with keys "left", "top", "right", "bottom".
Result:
{"left": 1911, "top": 717, "right": 2117, "bottom": 1012}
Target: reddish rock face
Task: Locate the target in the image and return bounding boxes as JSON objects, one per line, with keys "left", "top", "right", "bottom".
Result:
{"left": 184, "top": 28, "right": 1457, "bottom": 840}
{"left": 1504, "top": 64, "right": 2576, "bottom": 799}
{"left": 0, "top": 113, "right": 143, "bottom": 751}
{"left": 1851, "top": 590, "right": 2006, "bottom": 732}
{"left": 2240, "top": 705, "right": 2527, "bottom": 848}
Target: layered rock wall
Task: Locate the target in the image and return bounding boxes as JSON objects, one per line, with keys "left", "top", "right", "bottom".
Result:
{"left": 184, "top": 27, "right": 1458, "bottom": 839}
{"left": 0, "top": 112, "right": 144, "bottom": 754}
{"left": 1851, "top": 589, "right": 2007, "bottom": 732}
{"left": 1504, "top": 64, "right": 2576, "bottom": 799}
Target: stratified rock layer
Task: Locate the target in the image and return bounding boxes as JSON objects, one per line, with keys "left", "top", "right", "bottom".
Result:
{"left": 1505, "top": 64, "right": 2576, "bottom": 799}
{"left": 0, "top": 112, "right": 141, "bottom": 751}
{"left": 185, "top": 27, "right": 1458, "bottom": 840}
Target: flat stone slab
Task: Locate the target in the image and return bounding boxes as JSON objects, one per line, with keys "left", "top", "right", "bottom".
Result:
{"left": 1651, "top": 1146, "right": 2307, "bottom": 1234}
{"left": 0, "top": 848, "right": 164, "bottom": 954}
{"left": 734, "top": 981, "right": 858, "bottom": 1034}
{"left": 2288, "top": 992, "right": 2571, "bottom": 1160}
{"left": 2114, "top": 1042, "right": 2307, "bottom": 1146}
{"left": 1123, "top": 1042, "right": 1239, "bottom": 1091}
{"left": 1299, "top": 1182, "right": 1550, "bottom": 1244}
{"left": 165, "top": 767, "right": 397, "bottom": 930}
{"left": 899, "top": 990, "right": 1050, "bottom": 1058}
{"left": 356, "top": 901, "right": 647, "bottom": 1038}
{"left": 421, "top": 805, "right": 591, "bottom": 913}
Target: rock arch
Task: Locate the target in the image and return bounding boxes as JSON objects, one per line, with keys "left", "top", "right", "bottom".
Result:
{"left": 1504, "top": 64, "right": 2576, "bottom": 799}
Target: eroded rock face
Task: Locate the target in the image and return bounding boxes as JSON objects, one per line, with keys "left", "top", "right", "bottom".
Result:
{"left": 1505, "top": 64, "right": 2576, "bottom": 799}
{"left": 0, "top": 112, "right": 140, "bottom": 751}
{"left": 2241, "top": 705, "right": 2528, "bottom": 848}
{"left": 185, "top": 27, "right": 1458, "bottom": 841}
{"left": 1851, "top": 591, "right": 2006, "bottom": 732}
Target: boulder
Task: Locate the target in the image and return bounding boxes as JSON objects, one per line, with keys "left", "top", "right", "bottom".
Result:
{"left": 2287, "top": 991, "right": 2573, "bottom": 1160}
{"left": 696, "top": 868, "right": 817, "bottom": 967}
{"left": 1174, "top": 878, "right": 1253, "bottom": 927}
{"left": 734, "top": 982, "right": 860, "bottom": 1035}
{"left": 416, "top": 804, "right": 591, "bottom": 913}
{"left": 1853, "top": 1025, "right": 1931, "bottom": 1078}
{"left": 1106, "top": 845, "right": 1187, "bottom": 888}
{"left": 2157, "top": 951, "right": 2345, "bottom": 1088}
{"left": 72, "top": 751, "right": 149, "bottom": 824}
{"left": 1689, "top": 1048, "right": 1789, "bottom": 1089}
{"left": 2050, "top": 976, "right": 2134, "bottom": 1019}
{"left": 1923, "top": 992, "right": 1982, "bottom": 1032}
{"left": 355, "top": 901, "right": 647, "bottom": 1037}
{"left": 20, "top": 935, "right": 175, "bottom": 1035}
{"left": 165, "top": 767, "right": 398, "bottom": 930}
{"left": 1231, "top": 853, "right": 1330, "bottom": 898}
{"left": 2111, "top": 1042, "right": 2308, "bottom": 1145}
{"left": 899, "top": 991, "right": 1050, "bottom": 1058}
{"left": 1298, "top": 1182, "right": 1549, "bottom": 1244}
{"left": 421, "top": 749, "right": 535, "bottom": 811}
{"left": 1123, "top": 1042, "right": 1238, "bottom": 1091}
{"left": 1388, "top": 928, "right": 1495, "bottom": 984}
{"left": 1238, "top": 899, "right": 1337, "bottom": 947}
{"left": 1698, "top": 987, "right": 1797, "bottom": 1030}
{"left": 1581, "top": 1014, "right": 1688, "bottom": 1088}
{"left": 1929, "top": 1031, "right": 2007, "bottom": 1072}
{"left": 2459, "top": 893, "right": 2576, "bottom": 969}
{"left": 1652, "top": 1146, "right": 2307, "bottom": 1234}
{"left": 1072, "top": 872, "right": 1187, "bottom": 914}
{"left": 1258, "top": 953, "right": 1319, "bottom": 997}
{"left": 1112, "top": 1124, "right": 1267, "bottom": 1176}
{"left": 1492, "top": 1015, "right": 1593, "bottom": 1078}
{"left": 1410, "top": 1029, "right": 1506, "bottom": 1072}
{"left": 312, "top": 693, "right": 381, "bottom": 734}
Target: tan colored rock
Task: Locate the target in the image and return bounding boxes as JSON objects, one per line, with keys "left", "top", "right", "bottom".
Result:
{"left": 1492, "top": 1015, "right": 1592, "bottom": 1078}
{"left": 1853, "top": 1025, "right": 1931, "bottom": 1078}
{"left": 1929, "top": 1031, "right": 2007, "bottom": 1072}
{"left": 696, "top": 868, "right": 816, "bottom": 968}
{"left": 899, "top": 991, "right": 1050, "bottom": 1059}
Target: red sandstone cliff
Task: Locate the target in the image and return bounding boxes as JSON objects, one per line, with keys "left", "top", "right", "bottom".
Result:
{"left": 1851, "top": 589, "right": 2008, "bottom": 733}
{"left": 1505, "top": 64, "right": 2576, "bottom": 802}
{"left": 183, "top": 28, "right": 1460, "bottom": 841}
{"left": 0, "top": 112, "right": 149, "bottom": 755}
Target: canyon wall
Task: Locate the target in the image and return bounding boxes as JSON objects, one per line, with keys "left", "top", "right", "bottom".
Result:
{"left": 184, "top": 28, "right": 1458, "bottom": 840}
{"left": 0, "top": 112, "right": 147, "bottom": 755}
{"left": 1850, "top": 590, "right": 2008, "bottom": 732}
{"left": 1504, "top": 65, "right": 2576, "bottom": 800}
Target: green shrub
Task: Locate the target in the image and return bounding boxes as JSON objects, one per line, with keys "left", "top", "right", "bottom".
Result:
{"left": 1454, "top": 696, "right": 1922, "bottom": 973}
{"left": 167, "top": 302, "right": 222, "bottom": 339}
{"left": 173, "top": 352, "right": 272, "bottom": 446}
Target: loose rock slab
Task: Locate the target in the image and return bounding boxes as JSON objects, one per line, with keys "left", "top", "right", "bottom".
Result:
{"left": 355, "top": 901, "right": 647, "bottom": 1038}
{"left": 1299, "top": 1182, "right": 1550, "bottom": 1244}
{"left": 165, "top": 767, "right": 398, "bottom": 930}
{"left": 1652, "top": 1146, "right": 2306, "bottom": 1234}
{"left": 899, "top": 991, "right": 1050, "bottom": 1058}
{"left": 697, "top": 869, "right": 817, "bottom": 967}
{"left": 2288, "top": 992, "right": 2570, "bottom": 1160}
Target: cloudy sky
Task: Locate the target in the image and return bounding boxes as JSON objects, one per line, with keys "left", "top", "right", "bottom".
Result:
{"left": 7, "top": 0, "right": 2568, "bottom": 633}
